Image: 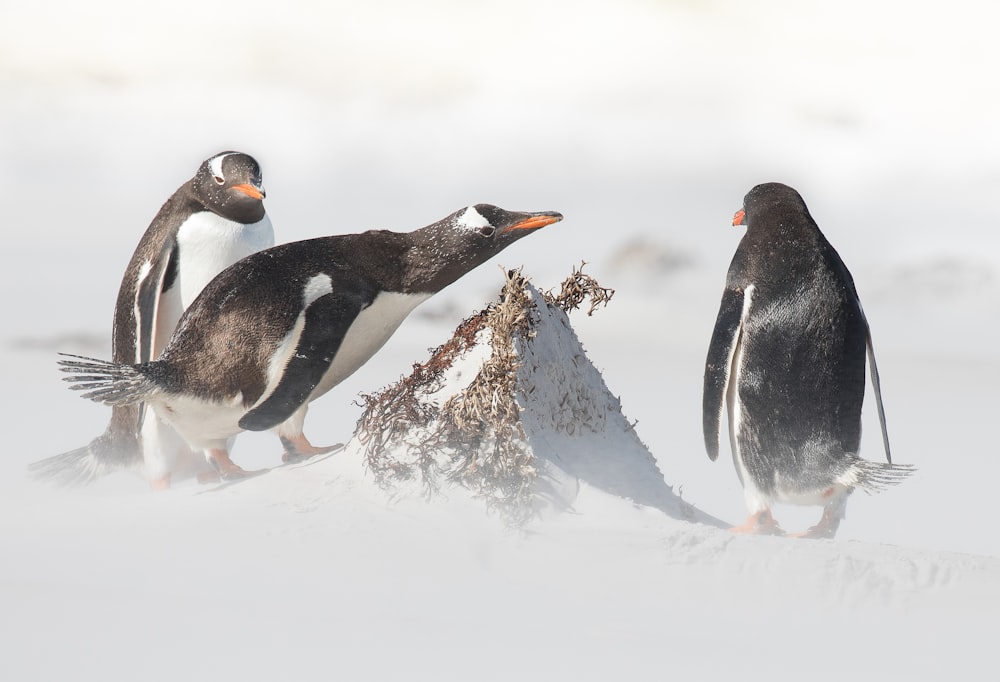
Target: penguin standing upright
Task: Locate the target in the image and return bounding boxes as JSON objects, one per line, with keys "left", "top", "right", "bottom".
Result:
{"left": 58, "top": 204, "right": 563, "bottom": 480}
{"left": 702, "top": 183, "right": 913, "bottom": 538}
{"left": 32, "top": 152, "right": 336, "bottom": 489}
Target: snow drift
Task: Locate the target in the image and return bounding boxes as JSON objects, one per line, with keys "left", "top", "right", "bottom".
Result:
{"left": 3, "top": 268, "right": 997, "bottom": 682}
{"left": 354, "top": 267, "right": 721, "bottom": 526}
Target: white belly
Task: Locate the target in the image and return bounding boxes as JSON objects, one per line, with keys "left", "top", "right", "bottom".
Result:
{"left": 311, "top": 290, "right": 432, "bottom": 400}
{"left": 153, "top": 392, "right": 247, "bottom": 451}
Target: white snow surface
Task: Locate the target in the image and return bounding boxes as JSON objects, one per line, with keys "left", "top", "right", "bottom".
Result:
{"left": 515, "top": 284, "right": 715, "bottom": 523}
{"left": 2, "top": 1, "right": 999, "bottom": 680}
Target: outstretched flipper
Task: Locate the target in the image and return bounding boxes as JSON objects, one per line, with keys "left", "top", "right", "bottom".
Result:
{"left": 239, "top": 293, "right": 365, "bottom": 432}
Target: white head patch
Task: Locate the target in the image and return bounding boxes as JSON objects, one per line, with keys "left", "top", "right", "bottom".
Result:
{"left": 208, "top": 153, "right": 235, "bottom": 181}
{"left": 455, "top": 206, "right": 491, "bottom": 231}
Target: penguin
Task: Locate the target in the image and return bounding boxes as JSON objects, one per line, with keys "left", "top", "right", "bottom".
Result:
{"left": 31, "top": 152, "right": 332, "bottom": 489}
{"left": 702, "top": 182, "right": 913, "bottom": 539}
{"left": 57, "top": 204, "right": 563, "bottom": 480}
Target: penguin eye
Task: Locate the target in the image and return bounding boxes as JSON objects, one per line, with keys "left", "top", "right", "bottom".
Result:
{"left": 479, "top": 226, "right": 495, "bottom": 237}
{"left": 213, "top": 175, "right": 225, "bottom": 186}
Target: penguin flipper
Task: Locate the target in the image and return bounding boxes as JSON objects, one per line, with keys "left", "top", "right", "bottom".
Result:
{"left": 135, "top": 239, "right": 177, "bottom": 365}
{"left": 703, "top": 287, "right": 745, "bottom": 461}
{"left": 864, "top": 326, "right": 892, "bottom": 465}
{"left": 239, "top": 293, "right": 364, "bottom": 432}
{"left": 133, "top": 239, "right": 177, "bottom": 431}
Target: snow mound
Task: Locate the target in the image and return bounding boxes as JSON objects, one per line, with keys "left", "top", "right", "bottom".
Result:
{"left": 354, "top": 267, "right": 720, "bottom": 526}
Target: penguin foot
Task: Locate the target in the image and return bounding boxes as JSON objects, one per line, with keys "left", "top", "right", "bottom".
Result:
{"left": 207, "top": 449, "right": 263, "bottom": 480}
{"left": 787, "top": 507, "right": 843, "bottom": 540}
{"left": 197, "top": 471, "right": 222, "bottom": 485}
{"left": 729, "top": 509, "right": 784, "bottom": 536}
{"left": 149, "top": 476, "right": 171, "bottom": 491}
{"left": 279, "top": 434, "right": 343, "bottom": 463}
{"left": 787, "top": 525, "right": 837, "bottom": 540}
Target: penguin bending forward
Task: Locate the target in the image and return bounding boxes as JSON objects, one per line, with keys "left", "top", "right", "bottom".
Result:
{"left": 57, "top": 205, "right": 563, "bottom": 480}
{"left": 702, "top": 183, "right": 913, "bottom": 539}
{"left": 32, "top": 152, "right": 336, "bottom": 489}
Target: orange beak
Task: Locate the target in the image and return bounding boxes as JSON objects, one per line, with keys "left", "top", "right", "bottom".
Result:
{"left": 732, "top": 208, "right": 746, "bottom": 226}
{"left": 232, "top": 183, "right": 265, "bottom": 201}
{"left": 502, "top": 213, "right": 563, "bottom": 233}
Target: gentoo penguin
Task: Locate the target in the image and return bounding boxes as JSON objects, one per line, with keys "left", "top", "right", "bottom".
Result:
{"left": 57, "top": 204, "right": 563, "bottom": 480}
{"left": 30, "top": 152, "right": 327, "bottom": 488}
{"left": 702, "top": 182, "right": 912, "bottom": 539}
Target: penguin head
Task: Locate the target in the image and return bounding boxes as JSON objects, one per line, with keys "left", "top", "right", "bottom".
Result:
{"left": 444, "top": 204, "right": 563, "bottom": 263}
{"left": 734, "top": 182, "right": 812, "bottom": 229}
{"left": 409, "top": 204, "right": 563, "bottom": 292}
{"left": 447, "top": 204, "right": 562, "bottom": 250}
{"left": 192, "top": 151, "right": 267, "bottom": 224}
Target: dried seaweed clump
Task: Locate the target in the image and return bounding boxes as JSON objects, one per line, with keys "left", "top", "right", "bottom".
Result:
{"left": 356, "top": 266, "right": 611, "bottom": 522}
{"left": 355, "top": 307, "right": 490, "bottom": 489}
{"left": 542, "top": 262, "right": 615, "bottom": 315}
{"left": 438, "top": 269, "right": 536, "bottom": 516}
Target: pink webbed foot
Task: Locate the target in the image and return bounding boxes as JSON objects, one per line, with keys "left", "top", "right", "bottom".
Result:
{"left": 149, "top": 475, "right": 171, "bottom": 491}
{"left": 729, "top": 509, "right": 785, "bottom": 536}
{"left": 196, "top": 471, "right": 221, "bottom": 485}
{"left": 787, "top": 505, "right": 844, "bottom": 540}
{"left": 279, "top": 433, "right": 343, "bottom": 463}
{"left": 207, "top": 449, "right": 264, "bottom": 481}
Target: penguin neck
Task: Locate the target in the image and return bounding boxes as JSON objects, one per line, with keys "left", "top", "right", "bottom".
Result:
{"left": 340, "top": 224, "right": 504, "bottom": 296}
{"left": 742, "top": 216, "right": 825, "bottom": 284}
{"left": 394, "top": 225, "right": 493, "bottom": 295}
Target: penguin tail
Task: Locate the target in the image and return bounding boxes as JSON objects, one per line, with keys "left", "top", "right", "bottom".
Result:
{"left": 28, "top": 444, "right": 105, "bottom": 486}
{"left": 28, "top": 408, "right": 143, "bottom": 486}
{"left": 848, "top": 458, "right": 916, "bottom": 494}
{"left": 58, "top": 353, "right": 161, "bottom": 406}
{"left": 28, "top": 439, "right": 138, "bottom": 487}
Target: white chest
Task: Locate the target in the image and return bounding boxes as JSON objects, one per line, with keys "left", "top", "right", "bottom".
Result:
{"left": 174, "top": 211, "right": 274, "bottom": 308}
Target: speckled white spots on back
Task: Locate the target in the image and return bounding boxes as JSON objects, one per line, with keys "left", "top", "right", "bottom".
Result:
{"left": 455, "top": 205, "right": 490, "bottom": 230}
